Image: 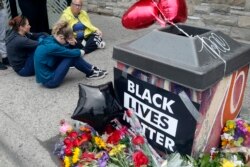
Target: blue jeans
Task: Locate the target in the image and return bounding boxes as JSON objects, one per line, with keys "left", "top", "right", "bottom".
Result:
{"left": 17, "top": 53, "right": 35, "bottom": 76}
{"left": 43, "top": 57, "right": 93, "bottom": 88}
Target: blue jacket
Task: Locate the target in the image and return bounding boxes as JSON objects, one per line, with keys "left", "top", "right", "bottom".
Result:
{"left": 34, "top": 36, "right": 81, "bottom": 84}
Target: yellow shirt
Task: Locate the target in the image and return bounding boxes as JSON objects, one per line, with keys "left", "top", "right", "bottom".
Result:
{"left": 60, "top": 7, "right": 98, "bottom": 38}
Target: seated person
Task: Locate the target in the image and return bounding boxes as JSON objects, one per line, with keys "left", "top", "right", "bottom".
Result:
{"left": 6, "top": 15, "right": 48, "bottom": 76}
{"left": 34, "top": 20, "right": 107, "bottom": 89}
{"left": 0, "top": 2, "right": 8, "bottom": 70}
{"left": 60, "top": 0, "right": 105, "bottom": 54}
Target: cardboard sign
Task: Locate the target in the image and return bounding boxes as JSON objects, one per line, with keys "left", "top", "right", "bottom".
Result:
{"left": 114, "top": 68, "right": 200, "bottom": 154}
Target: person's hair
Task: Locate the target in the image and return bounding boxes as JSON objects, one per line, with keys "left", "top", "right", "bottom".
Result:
{"left": 52, "top": 20, "right": 73, "bottom": 39}
{"left": 9, "top": 15, "right": 27, "bottom": 32}
{"left": 71, "top": 0, "right": 83, "bottom": 5}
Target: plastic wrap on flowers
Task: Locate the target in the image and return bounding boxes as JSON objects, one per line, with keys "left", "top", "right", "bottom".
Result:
{"left": 71, "top": 82, "right": 124, "bottom": 133}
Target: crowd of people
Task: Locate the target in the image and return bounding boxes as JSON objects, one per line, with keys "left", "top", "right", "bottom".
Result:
{"left": 0, "top": 0, "right": 107, "bottom": 88}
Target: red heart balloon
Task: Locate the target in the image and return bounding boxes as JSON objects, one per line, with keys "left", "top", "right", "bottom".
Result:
{"left": 157, "top": 0, "right": 188, "bottom": 23}
{"left": 122, "top": 0, "right": 166, "bottom": 29}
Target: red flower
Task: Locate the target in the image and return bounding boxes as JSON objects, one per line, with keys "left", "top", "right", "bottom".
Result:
{"left": 120, "top": 126, "right": 128, "bottom": 136}
{"left": 104, "top": 124, "right": 115, "bottom": 134}
{"left": 107, "top": 130, "right": 122, "bottom": 144}
{"left": 64, "top": 138, "right": 73, "bottom": 147}
{"left": 64, "top": 147, "right": 73, "bottom": 156}
{"left": 132, "top": 151, "right": 149, "bottom": 167}
{"left": 79, "top": 133, "right": 91, "bottom": 145}
{"left": 81, "top": 152, "right": 96, "bottom": 162}
{"left": 68, "top": 131, "right": 78, "bottom": 138}
{"left": 132, "top": 135, "right": 145, "bottom": 145}
{"left": 73, "top": 139, "right": 80, "bottom": 147}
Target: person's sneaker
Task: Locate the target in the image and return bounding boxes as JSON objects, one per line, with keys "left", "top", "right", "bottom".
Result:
{"left": 0, "top": 62, "right": 7, "bottom": 70}
{"left": 97, "top": 41, "right": 105, "bottom": 49}
{"left": 93, "top": 66, "right": 108, "bottom": 75}
{"left": 86, "top": 70, "right": 105, "bottom": 80}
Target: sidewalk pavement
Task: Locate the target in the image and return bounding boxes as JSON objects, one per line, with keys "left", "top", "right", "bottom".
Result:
{"left": 0, "top": 14, "right": 249, "bottom": 167}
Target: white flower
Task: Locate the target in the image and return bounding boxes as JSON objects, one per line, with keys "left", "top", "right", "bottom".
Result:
{"left": 221, "top": 133, "right": 234, "bottom": 140}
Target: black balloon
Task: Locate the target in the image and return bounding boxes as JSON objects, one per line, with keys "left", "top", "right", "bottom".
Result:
{"left": 71, "top": 82, "right": 124, "bottom": 133}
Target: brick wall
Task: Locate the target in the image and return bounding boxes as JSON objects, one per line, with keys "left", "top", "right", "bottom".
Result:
{"left": 85, "top": 0, "right": 250, "bottom": 43}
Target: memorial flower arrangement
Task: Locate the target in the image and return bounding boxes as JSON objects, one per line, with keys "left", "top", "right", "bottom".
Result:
{"left": 53, "top": 110, "right": 162, "bottom": 167}
{"left": 54, "top": 115, "right": 250, "bottom": 167}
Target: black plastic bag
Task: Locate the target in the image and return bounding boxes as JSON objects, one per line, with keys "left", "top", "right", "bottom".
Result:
{"left": 71, "top": 82, "right": 124, "bottom": 133}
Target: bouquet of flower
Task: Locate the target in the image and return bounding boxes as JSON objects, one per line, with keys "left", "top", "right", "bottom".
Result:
{"left": 53, "top": 115, "right": 160, "bottom": 167}
{"left": 160, "top": 148, "right": 247, "bottom": 167}
{"left": 221, "top": 118, "right": 250, "bottom": 149}
{"left": 193, "top": 147, "right": 248, "bottom": 167}
{"left": 54, "top": 115, "right": 250, "bottom": 167}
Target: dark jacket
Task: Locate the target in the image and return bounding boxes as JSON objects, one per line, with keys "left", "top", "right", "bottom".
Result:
{"left": 5, "top": 31, "right": 40, "bottom": 72}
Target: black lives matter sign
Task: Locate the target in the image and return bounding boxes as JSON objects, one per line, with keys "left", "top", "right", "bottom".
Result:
{"left": 114, "top": 68, "right": 200, "bottom": 155}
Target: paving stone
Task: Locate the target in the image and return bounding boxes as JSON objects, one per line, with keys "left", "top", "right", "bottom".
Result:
{"left": 238, "top": 16, "right": 250, "bottom": 28}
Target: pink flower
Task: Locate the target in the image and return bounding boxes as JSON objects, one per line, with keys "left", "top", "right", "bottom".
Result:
{"left": 59, "top": 120, "right": 72, "bottom": 135}
{"left": 126, "top": 109, "right": 133, "bottom": 117}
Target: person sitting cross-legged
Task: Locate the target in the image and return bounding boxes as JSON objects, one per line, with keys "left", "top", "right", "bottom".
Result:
{"left": 60, "top": 0, "right": 105, "bottom": 54}
{"left": 34, "top": 20, "right": 107, "bottom": 89}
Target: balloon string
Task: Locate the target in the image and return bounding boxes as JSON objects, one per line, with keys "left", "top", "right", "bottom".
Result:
{"left": 151, "top": 0, "right": 191, "bottom": 37}
{"left": 152, "top": 0, "right": 227, "bottom": 74}
{"left": 168, "top": 22, "right": 191, "bottom": 37}
{"left": 195, "top": 35, "right": 227, "bottom": 74}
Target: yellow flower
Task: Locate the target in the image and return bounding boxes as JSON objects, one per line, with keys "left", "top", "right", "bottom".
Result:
{"left": 72, "top": 147, "right": 81, "bottom": 164}
{"left": 223, "top": 127, "right": 229, "bottom": 132}
{"left": 64, "top": 156, "right": 71, "bottom": 167}
{"left": 226, "top": 120, "right": 236, "bottom": 130}
{"left": 221, "top": 158, "right": 234, "bottom": 167}
{"left": 109, "top": 144, "right": 126, "bottom": 156}
{"left": 247, "top": 125, "right": 250, "bottom": 132}
{"left": 94, "top": 136, "right": 107, "bottom": 149}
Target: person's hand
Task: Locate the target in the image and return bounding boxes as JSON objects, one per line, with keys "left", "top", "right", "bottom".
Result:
{"left": 95, "top": 29, "right": 102, "bottom": 37}
{"left": 67, "top": 37, "right": 77, "bottom": 46}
